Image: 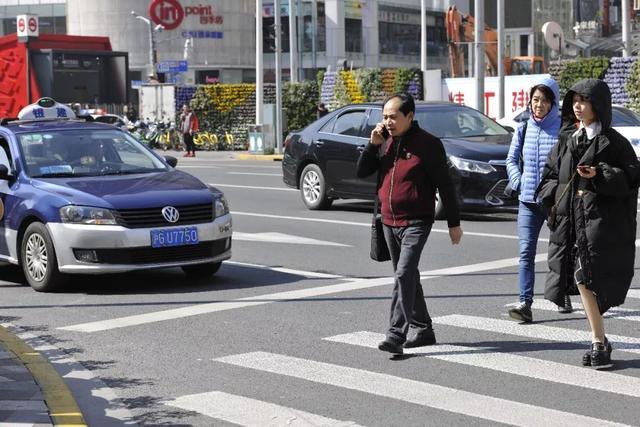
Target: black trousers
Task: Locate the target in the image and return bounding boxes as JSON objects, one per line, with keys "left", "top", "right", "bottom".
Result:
{"left": 184, "top": 133, "right": 195, "bottom": 152}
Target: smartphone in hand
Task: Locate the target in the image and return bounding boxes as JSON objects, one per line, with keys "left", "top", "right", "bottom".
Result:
{"left": 380, "top": 127, "right": 389, "bottom": 139}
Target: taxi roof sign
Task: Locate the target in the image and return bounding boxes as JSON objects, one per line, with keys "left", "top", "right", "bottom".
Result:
{"left": 18, "top": 98, "right": 76, "bottom": 121}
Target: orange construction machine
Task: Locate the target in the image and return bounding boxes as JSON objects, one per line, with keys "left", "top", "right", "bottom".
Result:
{"left": 445, "top": 6, "right": 545, "bottom": 77}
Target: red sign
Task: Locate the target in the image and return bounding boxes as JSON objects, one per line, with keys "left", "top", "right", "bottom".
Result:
{"left": 149, "top": 0, "right": 184, "bottom": 30}
{"left": 28, "top": 17, "right": 37, "bottom": 32}
{"left": 17, "top": 18, "right": 25, "bottom": 33}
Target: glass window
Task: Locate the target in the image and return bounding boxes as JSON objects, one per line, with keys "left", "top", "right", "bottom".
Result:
{"left": 332, "top": 111, "right": 367, "bottom": 136}
{"left": 612, "top": 107, "right": 640, "bottom": 126}
{"left": 364, "top": 108, "right": 383, "bottom": 136}
{"left": 414, "top": 106, "right": 510, "bottom": 138}
{"left": 18, "top": 129, "right": 168, "bottom": 177}
{"left": 345, "top": 18, "right": 362, "bottom": 53}
{"left": 379, "top": 22, "right": 419, "bottom": 55}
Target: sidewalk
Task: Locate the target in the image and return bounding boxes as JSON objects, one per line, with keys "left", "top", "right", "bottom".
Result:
{"left": 156, "top": 149, "right": 283, "bottom": 162}
{"left": 0, "top": 325, "right": 86, "bottom": 426}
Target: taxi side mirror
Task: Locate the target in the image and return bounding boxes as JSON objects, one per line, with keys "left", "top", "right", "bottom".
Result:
{"left": 164, "top": 155, "right": 178, "bottom": 168}
{"left": 0, "top": 164, "right": 9, "bottom": 180}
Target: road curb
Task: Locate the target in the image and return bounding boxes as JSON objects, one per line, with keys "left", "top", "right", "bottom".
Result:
{"left": 0, "top": 325, "right": 87, "bottom": 426}
{"left": 235, "top": 153, "right": 283, "bottom": 161}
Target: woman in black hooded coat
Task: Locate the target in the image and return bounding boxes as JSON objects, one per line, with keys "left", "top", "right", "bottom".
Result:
{"left": 537, "top": 79, "right": 639, "bottom": 367}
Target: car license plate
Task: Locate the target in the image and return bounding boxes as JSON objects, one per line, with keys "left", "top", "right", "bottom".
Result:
{"left": 150, "top": 227, "right": 199, "bottom": 248}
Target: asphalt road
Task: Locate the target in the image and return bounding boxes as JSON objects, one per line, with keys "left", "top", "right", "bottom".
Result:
{"left": 1, "top": 151, "right": 640, "bottom": 426}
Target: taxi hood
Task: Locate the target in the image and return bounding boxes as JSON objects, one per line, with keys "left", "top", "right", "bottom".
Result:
{"left": 31, "top": 169, "right": 213, "bottom": 209}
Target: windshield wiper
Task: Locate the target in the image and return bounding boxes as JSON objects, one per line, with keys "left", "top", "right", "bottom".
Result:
{"left": 32, "top": 172, "right": 76, "bottom": 178}
{"left": 100, "top": 169, "right": 158, "bottom": 176}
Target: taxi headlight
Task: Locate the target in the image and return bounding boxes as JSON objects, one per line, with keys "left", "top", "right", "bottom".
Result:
{"left": 214, "top": 195, "right": 229, "bottom": 218}
{"left": 449, "top": 155, "right": 496, "bottom": 174}
{"left": 60, "top": 206, "right": 117, "bottom": 225}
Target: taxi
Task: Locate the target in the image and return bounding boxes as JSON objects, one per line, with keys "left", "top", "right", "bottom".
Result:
{"left": 0, "top": 98, "right": 232, "bottom": 291}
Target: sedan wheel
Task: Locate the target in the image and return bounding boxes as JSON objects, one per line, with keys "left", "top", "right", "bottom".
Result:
{"left": 21, "top": 222, "right": 66, "bottom": 292}
{"left": 300, "top": 164, "right": 332, "bottom": 210}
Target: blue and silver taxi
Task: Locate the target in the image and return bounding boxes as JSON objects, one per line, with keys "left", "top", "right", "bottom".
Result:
{"left": 0, "top": 98, "right": 232, "bottom": 291}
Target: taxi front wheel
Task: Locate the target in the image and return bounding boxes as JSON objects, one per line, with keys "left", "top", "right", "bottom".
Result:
{"left": 21, "top": 222, "right": 66, "bottom": 292}
{"left": 181, "top": 262, "right": 222, "bottom": 278}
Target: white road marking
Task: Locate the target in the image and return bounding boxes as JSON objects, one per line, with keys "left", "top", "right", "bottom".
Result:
{"left": 433, "top": 315, "right": 640, "bottom": 354}
{"left": 214, "top": 352, "right": 630, "bottom": 427}
{"left": 628, "top": 289, "right": 640, "bottom": 299}
{"left": 0, "top": 400, "right": 48, "bottom": 411}
{"left": 224, "top": 261, "right": 344, "bottom": 279}
{"left": 506, "top": 299, "right": 640, "bottom": 322}
{"left": 324, "top": 331, "right": 640, "bottom": 398}
{"left": 58, "top": 254, "right": 542, "bottom": 333}
{"left": 233, "top": 232, "right": 350, "bottom": 247}
{"left": 232, "top": 211, "right": 535, "bottom": 241}
{"left": 177, "top": 165, "right": 221, "bottom": 169}
{"left": 209, "top": 183, "right": 296, "bottom": 191}
{"left": 166, "top": 391, "right": 361, "bottom": 426}
{"left": 227, "top": 172, "right": 282, "bottom": 176}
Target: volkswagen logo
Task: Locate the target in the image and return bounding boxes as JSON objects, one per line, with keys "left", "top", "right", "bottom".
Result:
{"left": 161, "top": 206, "right": 180, "bottom": 223}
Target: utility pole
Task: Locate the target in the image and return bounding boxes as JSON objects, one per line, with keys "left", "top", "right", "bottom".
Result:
{"left": 256, "top": 0, "right": 263, "bottom": 127}
{"left": 289, "top": 0, "right": 298, "bottom": 82}
{"left": 497, "top": 0, "right": 505, "bottom": 119}
{"left": 622, "top": 0, "right": 631, "bottom": 56}
{"left": 420, "top": 0, "right": 427, "bottom": 100}
{"left": 311, "top": 0, "right": 317, "bottom": 72}
{"left": 474, "top": 0, "right": 485, "bottom": 113}
{"left": 297, "top": 0, "right": 304, "bottom": 81}
{"left": 275, "top": 0, "right": 284, "bottom": 153}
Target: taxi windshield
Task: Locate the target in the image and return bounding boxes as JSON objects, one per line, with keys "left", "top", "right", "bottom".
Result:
{"left": 18, "top": 129, "right": 168, "bottom": 178}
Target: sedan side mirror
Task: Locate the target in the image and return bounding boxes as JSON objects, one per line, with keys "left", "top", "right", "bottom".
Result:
{"left": 503, "top": 125, "right": 515, "bottom": 133}
{"left": 164, "top": 155, "right": 178, "bottom": 168}
{"left": 0, "top": 164, "right": 9, "bottom": 180}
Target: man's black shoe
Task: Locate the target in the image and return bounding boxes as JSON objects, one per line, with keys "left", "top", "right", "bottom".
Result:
{"left": 404, "top": 328, "right": 436, "bottom": 348}
{"left": 378, "top": 337, "right": 403, "bottom": 354}
{"left": 508, "top": 302, "right": 533, "bottom": 323}
{"left": 558, "top": 295, "right": 573, "bottom": 313}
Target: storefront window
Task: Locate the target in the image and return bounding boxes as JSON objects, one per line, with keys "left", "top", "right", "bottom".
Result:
{"left": 378, "top": 8, "right": 446, "bottom": 57}
{"left": 263, "top": 1, "right": 325, "bottom": 54}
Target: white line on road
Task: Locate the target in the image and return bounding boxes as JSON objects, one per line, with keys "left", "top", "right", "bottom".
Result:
{"left": 227, "top": 172, "right": 282, "bottom": 176}
{"left": 433, "top": 315, "right": 640, "bottom": 354}
{"left": 58, "top": 254, "right": 542, "bottom": 333}
{"left": 628, "top": 289, "right": 640, "bottom": 299}
{"left": 209, "top": 183, "right": 296, "bottom": 191}
{"left": 231, "top": 211, "right": 535, "bottom": 242}
{"left": 324, "top": 331, "right": 640, "bottom": 398}
{"left": 214, "top": 352, "right": 630, "bottom": 427}
{"left": 233, "top": 232, "right": 350, "bottom": 247}
{"left": 224, "top": 261, "right": 344, "bottom": 279}
{"left": 166, "top": 391, "right": 362, "bottom": 426}
{"left": 506, "top": 299, "right": 640, "bottom": 322}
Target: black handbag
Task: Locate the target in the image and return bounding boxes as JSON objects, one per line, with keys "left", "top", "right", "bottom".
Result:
{"left": 370, "top": 164, "right": 390, "bottom": 262}
{"left": 370, "top": 196, "right": 390, "bottom": 262}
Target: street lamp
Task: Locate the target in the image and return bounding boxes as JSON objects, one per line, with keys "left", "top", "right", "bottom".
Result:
{"left": 131, "top": 11, "right": 164, "bottom": 81}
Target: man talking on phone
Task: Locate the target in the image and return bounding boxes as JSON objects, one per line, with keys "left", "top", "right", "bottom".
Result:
{"left": 356, "top": 93, "right": 463, "bottom": 355}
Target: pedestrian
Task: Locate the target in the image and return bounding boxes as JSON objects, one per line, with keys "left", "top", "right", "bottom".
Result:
{"left": 356, "top": 93, "right": 463, "bottom": 355}
{"left": 505, "top": 77, "right": 572, "bottom": 323}
{"left": 316, "top": 103, "right": 329, "bottom": 120}
{"left": 537, "top": 79, "right": 639, "bottom": 367}
{"left": 180, "top": 104, "right": 199, "bottom": 157}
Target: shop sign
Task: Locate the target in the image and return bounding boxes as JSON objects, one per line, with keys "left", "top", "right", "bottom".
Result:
{"left": 149, "top": 0, "right": 224, "bottom": 30}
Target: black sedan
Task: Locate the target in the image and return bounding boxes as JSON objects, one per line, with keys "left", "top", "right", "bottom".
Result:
{"left": 282, "top": 102, "right": 517, "bottom": 218}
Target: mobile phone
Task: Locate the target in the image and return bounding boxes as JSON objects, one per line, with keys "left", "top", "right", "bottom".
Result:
{"left": 380, "top": 127, "right": 389, "bottom": 139}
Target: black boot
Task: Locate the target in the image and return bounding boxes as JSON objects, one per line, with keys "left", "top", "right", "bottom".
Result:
{"left": 378, "top": 336, "right": 404, "bottom": 354}
{"left": 404, "top": 327, "right": 436, "bottom": 348}
{"left": 508, "top": 302, "right": 532, "bottom": 323}
{"left": 558, "top": 295, "right": 573, "bottom": 314}
{"left": 585, "top": 338, "right": 612, "bottom": 367}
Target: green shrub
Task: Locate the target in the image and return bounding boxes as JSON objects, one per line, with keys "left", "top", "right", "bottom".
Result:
{"left": 283, "top": 80, "right": 319, "bottom": 132}
{"left": 626, "top": 59, "right": 640, "bottom": 112}
{"left": 354, "top": 68, "right": 383, "bottom": 102}
{"left": 394, "top": 68, "right": 415, "bottom": 93}
{"left": 558, "top": 57, "right": 610, "bottom": 97}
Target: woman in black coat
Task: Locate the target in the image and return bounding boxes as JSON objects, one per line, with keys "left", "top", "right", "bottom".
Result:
{"left": 537, "top": 79, "right": 639, "bottom": 367}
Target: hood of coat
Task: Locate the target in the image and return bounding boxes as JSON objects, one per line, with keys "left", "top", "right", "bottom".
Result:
{"left": 561, "top": 79, "right": 612, "bottom": 130}
{"left": 528, "top": 76, "right": 561, "bottom": 132}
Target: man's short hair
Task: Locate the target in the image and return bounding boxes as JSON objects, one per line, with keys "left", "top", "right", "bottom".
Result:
{"left": 383, "top": 93, "right": 415, "bottom": 116}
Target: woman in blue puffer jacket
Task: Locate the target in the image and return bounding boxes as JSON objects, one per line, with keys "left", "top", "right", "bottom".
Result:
{"left": 505, "top": 76, "right": 572, "bottom": 323}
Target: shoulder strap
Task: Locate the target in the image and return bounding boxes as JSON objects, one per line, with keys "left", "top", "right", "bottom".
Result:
{"left": 517, "top": 121, "right": 527, "bottom": 172}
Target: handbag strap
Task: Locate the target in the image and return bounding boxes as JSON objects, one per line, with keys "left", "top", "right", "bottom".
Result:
{"left": 553, "top": 171, "right": 578, "bottom": 208}
{"left": 373, "top": 168, "right": 381, "bottom": 216}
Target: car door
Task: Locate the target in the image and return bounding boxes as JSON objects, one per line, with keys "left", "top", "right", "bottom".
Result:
{"left": 315, "top": 108, "right": 368, "bottom": 195}
{"left": 0, "top": 132, "right": 18, "bottom": 261}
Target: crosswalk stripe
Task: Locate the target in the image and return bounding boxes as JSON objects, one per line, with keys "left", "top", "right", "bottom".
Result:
{"left": 58, "top": 254, "right": 540, "bottom": 333}
{"left": 505, "top": 299, "right": 640, "bottom": 322}
{"left": 628, "top": 289, "right": 640, "bottom": 299}
{"left": 324, "top": 331, "right": 640, "bottom": 398}
{"left": 166, "top": 391, "right": 362, "bottom": 426}
{"left": 214, "top": 352, "right": 630, "bottom": 427}
{"left": 433, "top": 315, "right": 640, "bottom": 354}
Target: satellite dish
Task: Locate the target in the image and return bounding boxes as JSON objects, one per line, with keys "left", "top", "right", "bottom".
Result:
{"left": 542, "top": 21, "right": 564, "bottom": 52}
